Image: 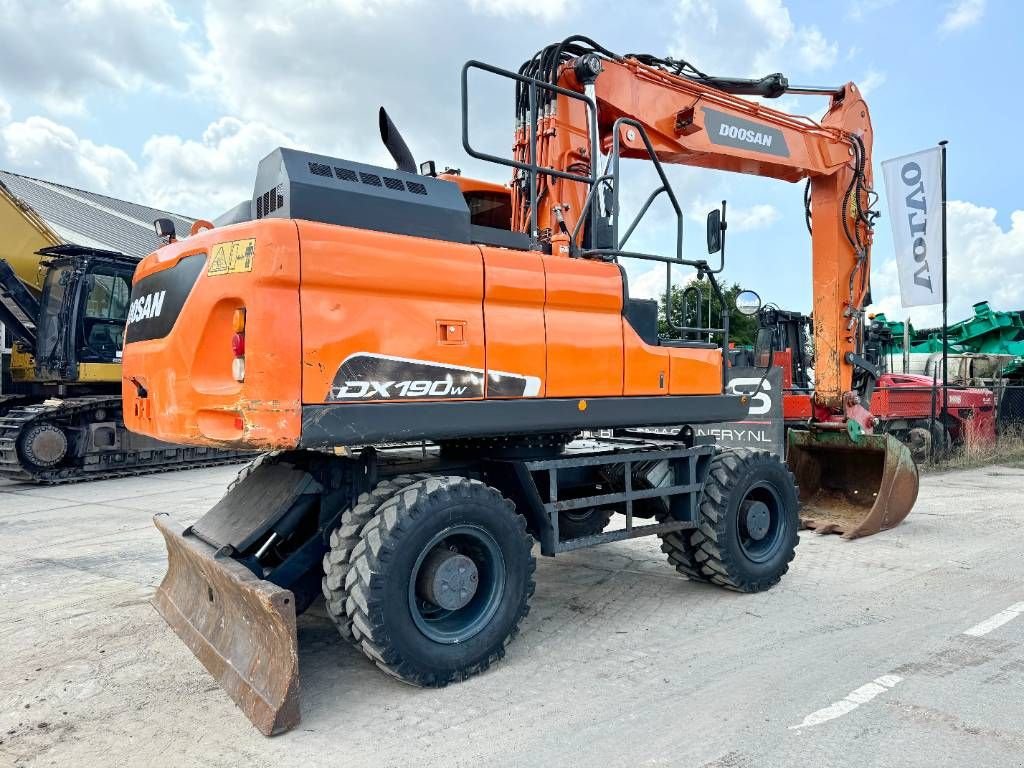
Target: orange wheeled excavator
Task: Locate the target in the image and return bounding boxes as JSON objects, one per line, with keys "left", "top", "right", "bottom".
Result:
{"left": 122, "top": 36, "right": 918, "bottom": 734}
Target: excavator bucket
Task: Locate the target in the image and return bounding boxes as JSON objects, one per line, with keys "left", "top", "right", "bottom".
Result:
{"left": 152, "top": 514, "right": 301, "bottom": 735}
{"left": 787, "top": 429, "right": 919, "bottom": 539}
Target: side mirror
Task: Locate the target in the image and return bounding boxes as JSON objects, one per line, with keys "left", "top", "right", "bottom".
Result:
{"left": 735, "top": 290, "right": 762, "bottom": 316}
{"left": 706, "top": 208, "right": 722, "bottom": 254}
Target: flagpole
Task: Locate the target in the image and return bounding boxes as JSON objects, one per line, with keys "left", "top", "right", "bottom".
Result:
{"left": 939, "top": 140, "right": 949, "bottom": 428}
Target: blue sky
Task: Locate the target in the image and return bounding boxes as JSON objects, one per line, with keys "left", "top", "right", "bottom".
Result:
{"left": 0, "top": 0, "right": 1019, "bottom": 328}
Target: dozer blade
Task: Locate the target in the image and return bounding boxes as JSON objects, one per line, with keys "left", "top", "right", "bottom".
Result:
{"left": 787, "top": 429, "right": 919, "bottom": 539}
{"left": 152, "top": 514, "right": 300, "bottom": 735}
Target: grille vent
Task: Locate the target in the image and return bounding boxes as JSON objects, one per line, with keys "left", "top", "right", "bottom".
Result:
{"left": 309, "top": 162, "right": 431, "bottom": 197}
{"left": 256, "top": 184, "right": 285, "bottom": 218}
{"left": 334, "top": 166, "right": 358, "bottom": 182}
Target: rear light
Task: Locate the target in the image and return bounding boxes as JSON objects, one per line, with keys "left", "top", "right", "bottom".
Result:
{"left": 232, "top": 307, "right": 246, "bottom": 382}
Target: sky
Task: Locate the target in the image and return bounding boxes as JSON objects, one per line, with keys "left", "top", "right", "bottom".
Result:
{"left": 0, "top": 0, "right": 1020, "bottom": 330}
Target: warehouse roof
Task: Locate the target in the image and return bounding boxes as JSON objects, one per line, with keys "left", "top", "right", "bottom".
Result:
{"left": 0, "top": 170, "right": 194, "bottom": 260}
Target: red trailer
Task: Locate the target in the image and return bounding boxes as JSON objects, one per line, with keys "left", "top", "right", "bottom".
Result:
{"left": 754, "top": 310, "right": 996, "bottom": 461}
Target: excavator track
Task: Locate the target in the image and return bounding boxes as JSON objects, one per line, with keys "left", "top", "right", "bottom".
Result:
{"left": 0, "top": 396, "right": 251, "bottom": 485}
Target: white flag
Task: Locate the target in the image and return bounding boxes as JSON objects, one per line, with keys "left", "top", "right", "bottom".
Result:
{"left": 881, "top": 147, "right": 944, "bottom": 307}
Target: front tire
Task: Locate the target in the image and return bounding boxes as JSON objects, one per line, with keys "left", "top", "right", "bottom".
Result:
{"left": 667, "top": 450, "right": 799, "bottom": 592}
{"left": 344, "top": 476, "right": 535, "bottom": 686}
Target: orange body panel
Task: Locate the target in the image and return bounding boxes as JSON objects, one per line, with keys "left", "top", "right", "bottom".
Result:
{"left": 480, "top": 247, "right": 547, "bottom": 397}
{"left": 541, "top": 256, "right": 623, "bottom": 397}
{"left": 623, "top": 324, "right": 669, "bottom": 396}
{"left": 122, "top": 219, "right": 303, "bottom": 450}
{"left": 668, "top": 346, "right": 723, "bottom": 396}
{"left": 124, "top": 220, "right": 731, "bottom": 450}
{"left": 297, "top": 222, "right": 485, "bottom": 404}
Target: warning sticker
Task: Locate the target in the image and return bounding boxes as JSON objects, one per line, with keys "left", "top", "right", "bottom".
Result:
{"left": 207, "top": 238, "right": 255, "bottom": 276}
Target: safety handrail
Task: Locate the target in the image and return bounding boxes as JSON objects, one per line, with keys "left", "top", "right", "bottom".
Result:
{"left": 461, "top": 60, "right": 599, "bottom": 244}
{"left": 461, "top": 59, "right": 730, "bottom": 388}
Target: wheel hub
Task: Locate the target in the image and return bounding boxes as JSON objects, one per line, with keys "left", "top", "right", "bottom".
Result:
{"left": 416, "top": 548, "right": 479, "bottom": 611}
{"left": 743, "top": 500, "right": 771, "bottom": 541}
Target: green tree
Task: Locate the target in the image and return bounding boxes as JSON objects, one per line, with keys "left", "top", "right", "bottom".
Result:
{"left": 657, "top": 279, "right": 759, "bottom": 347}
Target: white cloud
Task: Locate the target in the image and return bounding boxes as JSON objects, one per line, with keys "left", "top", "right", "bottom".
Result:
{"left": 869, "top": 200, "right": 1024, "bottom": 327}
{"left": 629, "top": 266, "right": 674, "bottom": 302}
{"left": 857, "top": 69, "right": 887, "bottom": 97}
{"left": 846, "top": 0, "right": 897, "bottom": 22}
{"left": 672, "top": 0, "right": 839, "bottom": 78}
{"left": 0, "top": 114, "right": 141, "bottom": 197}
{"left": 940, "top": 0, "right": 986, "bottom": 34}
{"left": 141, "top": 117, "right": 302, "bottom": 214}
{"left": 0, "top": 109, "right": 300, "bottom": 217}
{"left": 467, "top": 0, "right": 568, "bottom": 21}
{"left": 797, "top": 27, "right": 838, "bottom": 71}
{"left": 730, "top": 203, "right": 781, "bottom": 231}
{"left": 0, "top": 0, "right": 192, "bottom": 115}
{"left": 688, "top": 197, "right": 780, "bottom": 232}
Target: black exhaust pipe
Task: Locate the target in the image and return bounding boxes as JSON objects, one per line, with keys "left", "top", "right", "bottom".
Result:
{"left": 378, "top": 107, "right": 417, "bottom": 174}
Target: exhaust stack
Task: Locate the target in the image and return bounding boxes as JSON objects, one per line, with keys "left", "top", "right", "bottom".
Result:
{"left": 379, "top": 107, "right": 417, "bottom": 174}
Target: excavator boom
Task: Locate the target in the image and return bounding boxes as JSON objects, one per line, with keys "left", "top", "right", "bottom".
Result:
{"left": 497, "top": 39, "right": 917, "bottom": 537}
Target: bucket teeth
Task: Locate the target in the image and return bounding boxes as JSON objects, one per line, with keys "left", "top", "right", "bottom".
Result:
{"left": 152, "top": 514, "right": 301, "bottom": 735}
{"left": 787, "top": 430, "right": 919, "bottom": 539}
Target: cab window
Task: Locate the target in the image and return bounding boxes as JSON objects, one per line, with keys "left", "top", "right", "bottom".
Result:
{"left": 466, "top": 191, "right": 512, "bottom": 230}
{"left": 79, "top": 271, "right": 131, "bottom": 361}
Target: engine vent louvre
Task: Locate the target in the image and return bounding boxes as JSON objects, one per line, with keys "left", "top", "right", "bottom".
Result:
{"left": 407, "top": 181, "right": 428, "bottom": 195}
{"left": 359, "top": 172, "right": 382, "bottom": 187}
{"left": 256, "top": 184, "right": 285, "bottom": 219}
{"left": 308, "top": 161, "right": 332, "bottom": 177}
{"left": 334, "top": 166, "right": 358, "bottom": 182}
{"left": 384, "top": 176, "right": 405, "bottom": 191}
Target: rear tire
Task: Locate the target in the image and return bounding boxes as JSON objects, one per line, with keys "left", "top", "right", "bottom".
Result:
{"left": 344, "top": 476, "right": 535, "bottom": 686}
{"left": 658, "top": 525, "right": 712, "bottom": 584}
{"left": 670, "top": 449, "right": 799, "bottom": 592}
{"left": 322, "top": 473, "right": 430, "bottom": 641}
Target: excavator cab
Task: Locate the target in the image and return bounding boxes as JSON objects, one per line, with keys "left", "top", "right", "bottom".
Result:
{"left": 35, "top": 247, "right": 135, "bottom": 383}
{"left": 0, "top": 244, "right": 136, "bottom": 390}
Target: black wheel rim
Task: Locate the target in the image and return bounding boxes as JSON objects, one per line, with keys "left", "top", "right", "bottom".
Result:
{"left": 736, "top": 481, "right": 788, "bottom": 563}
{"left": 408, "top": 524, "right": 506, "bottom": 644}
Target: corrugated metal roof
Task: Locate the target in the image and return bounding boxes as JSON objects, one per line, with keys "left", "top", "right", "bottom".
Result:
{"left": 0, "top": 170, "right": 195, "bottom": 261}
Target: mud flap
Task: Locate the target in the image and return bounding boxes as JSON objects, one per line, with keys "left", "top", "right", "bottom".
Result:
{"left": 152, "top": 514, "right": 301, "bottom": 735}
{"left": 787, "top": 430, "right": 919, "bottom": 539}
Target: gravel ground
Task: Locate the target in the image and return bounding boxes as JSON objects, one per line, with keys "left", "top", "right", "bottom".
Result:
{"left": 1, "top": 464, "right": 1022, "bottom": 767}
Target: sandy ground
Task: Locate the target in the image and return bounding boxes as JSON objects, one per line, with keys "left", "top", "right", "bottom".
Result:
{"left": 1, "top": 464, "right": 1023, "bottom": 767}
